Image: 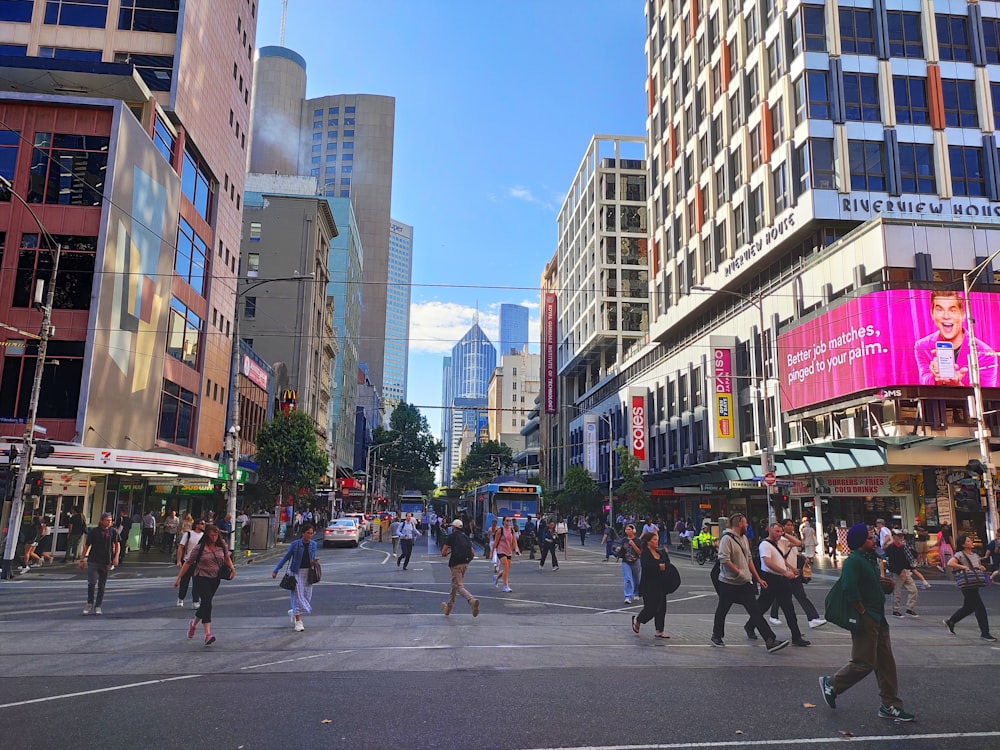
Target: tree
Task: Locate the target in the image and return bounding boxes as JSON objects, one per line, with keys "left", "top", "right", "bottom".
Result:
{"left": 452, "top": 440, "right": 513, "bottom": 491}
{"left": 371, "top": 402, "right": 443, "bottom": 500}
{"left": 558, "top": 465, "right": 601, "bottom": 515}
{"left": 256, "top": 411, "right": 328, "bottom": 506}
{"left": 615, "top": 446, "right": 651, "bottom": 521}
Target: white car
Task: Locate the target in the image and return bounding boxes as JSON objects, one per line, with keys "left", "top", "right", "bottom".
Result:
{"left": 323, "top": 518, "right": 362, "bottom": 547}
{"left": 345, "top": 513, "right": 370, "bottom": 535}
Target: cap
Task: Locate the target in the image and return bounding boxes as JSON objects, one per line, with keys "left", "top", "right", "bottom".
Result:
{"left": 100, "top": 512, "right": 113, "bottom": 520}
{"left": 876, "top": 518, "right": 885, "bottom": 524}
{"left": 892, "top": 529, "right": 904, "bottom": 536}
{"left": 451, "top": 519, "right": 463, "bottom": 529}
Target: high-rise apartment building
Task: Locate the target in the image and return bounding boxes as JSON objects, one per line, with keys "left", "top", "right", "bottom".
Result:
{"left": 383, "top": 219, "right": 413, "bottom": 416}
{"left": 498, "top": 303, "right": 529, "bottom": 356}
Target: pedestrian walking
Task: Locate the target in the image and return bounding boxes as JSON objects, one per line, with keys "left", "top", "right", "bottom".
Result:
{"left": 19, "top": 513, "right": 42, "bottom": 571}
{"left": 175, "top": 519, "right": 206, "bottom": 608}
{"left": 161, "top": 510, "right": 179, "bottom": 554}
{"left": 174, "top": 523, "right": 235, "bottom": 646}
{"left": 885, "top": 529, "right": 922, "bottom": 617}
{"left": 491, "top": 517, "right": 521, "bottom": 592}
{"left": 618, "top": 524, "right": 642, "bottom": 603}
{"left": 555, "top": 518, "right": 568, "bottom": 555}
{"left": 66, "top": 506, "right": 87, "bottom": 563}
{"left": 751, "top": 522, "right": 810, "bottom": 647}
{"left": 577, "top": 516, "right": 589, "bottom": 546}
{"left": 272, "top": 523, "right": 318, "bottom": 632}
{"left": 631, "top": 531, "right": 672, "bottom": 639}
{"left": 519, "top": 517, "right": 537, "bottom": 559}
{"left": 389, "top": 516, "right": 401, "bottom": 558}
{"left": 440, "top": 520, "right": 479, "bottom": 617}
{"left": 936, "top": 523, "right": 954, "bottom": 573}
{"left": 217, "top": 513, "right": 233, "bottom": 548}
{"left": 769, "top": 518, "right": 826, "bottom": 629}
{"left": 397, "top": 512, "right": 421, "bottom": 570}
{"left": 943, "top": 533, "right": 999, "bottom": 642}
{"left": 33, "top": 518, "right": 54, "bottom": 566}
{"left": 710, "top": 512, "right": 788, "bottom": 653}
{"left": 799, "top": 517, "right": 818, "bottom": 562}
{"left": 826, "top": 522, "right": 839, "bottom": 567}
{"left": 79, "top": 512, "right": 120, "bottom": 615}
{"left": 141, "top": 510, "right": 156, "bottom": 553}
{"left": 486, "top": 517, "right": 500, "bottom": 575}
{"left": 538, "top": 520, "right": 559, "bottom": 570}
{"left": 601, "top": 522, "right": 616, "bottom": 561}
{"left": 818, "top": 523, "right": 915, "bottom": 721}
{"left": 115, "top": 509, "right": 133, "bottom": 561}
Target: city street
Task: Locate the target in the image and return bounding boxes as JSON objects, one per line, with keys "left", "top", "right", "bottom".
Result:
{"left": 1, "top": 536, "right": 998, "bottom": 749}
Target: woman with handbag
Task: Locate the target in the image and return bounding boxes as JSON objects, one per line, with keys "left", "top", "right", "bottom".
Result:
{"left": 173, "top": 523, "right": 235, "bottom": 646}
{"left": 943, "top": 534, "right": 999, "bottom": 642}
{"left": 272, "top": 523, "right": 318, "bottom": 632}
{"left": 491, "top": 517, "right": 521, "bottom": 593}
{"left": 631, "top": 531, "right": 674, "bottom": 639}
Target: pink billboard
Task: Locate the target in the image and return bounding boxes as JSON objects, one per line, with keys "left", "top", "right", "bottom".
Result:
{"left": 778, "top": 290, "right": 1000, "bottom": 411}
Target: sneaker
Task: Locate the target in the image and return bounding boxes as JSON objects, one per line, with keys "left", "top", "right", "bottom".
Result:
{"left": 765, "top": 638, "right": 790, "bottom": 653}
{"left": 892, "top": 611, "right": 903, "bottom": 618}
{"left": 294, "top": 620, "right": 305, "bottom": 632}
{"left": 471, "top": 599, "right": 480, "bottom": 618}
{"left": 906, "top": 609, "right": 919, "bottom": 617}
{"left": 878, "top": 705, "right": 915, "bottom": 722}
{"left": 624, "top": 597, "right": 631, "bottom": 604}
{"left": 176, "top": 599, "right": 184, "bottom": 608}
{"left": 288, "top": 609, "right": 296, "bottom": 626}
{"left": 943, "top": 619, "right": 956, "bottom": 634}
{"left": 502, "top": 586, "right": 512, "bottom": 593}
{"left": 808, "top": 618, "right": 827, "bottom": 628}
{"left": 768, "top": 617, "right": 782, "bottom": 625}
{"left": 440, "top": 602, "right": 451, "bottom": 617}
{"left": 552, "top": 566, "right": 559, "bottom": 571}
{"left": 792, "top": 638, "right": 811, "bottom": 647}
{"left": 744, "top": 626, "right": 758, "bottom": 641}
{"left": 818, "top": 676, "right": 837, "bottom": 709}
{"left": 83, "top": 605, "right": 92, "bottom": 615}
{"left": 204, "top": 634, "right": 216, "bottom": 646}
{"left": 187, "top": 618, "right": 198, "bottom": 639}
{"left": 94, "top": 607, "right": 102, "bottom": 616}
{"left": 981, "top": 633, "right": 998, "bottom": 642}
{"left": 710, "top": 636, "right": 725, "bottom": 647}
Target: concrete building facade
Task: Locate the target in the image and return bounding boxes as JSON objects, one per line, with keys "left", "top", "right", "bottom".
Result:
{"left": 487, "top": 348, "right": 541, "bottom": 455}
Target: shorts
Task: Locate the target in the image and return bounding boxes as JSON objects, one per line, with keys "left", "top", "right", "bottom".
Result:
{"left": 498, "top": 553, "right": 510, "bottom": 561}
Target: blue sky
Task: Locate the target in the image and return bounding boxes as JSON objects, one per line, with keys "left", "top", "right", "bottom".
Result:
{"left": 256, "top": 0, "right": 648, "bottom": 430}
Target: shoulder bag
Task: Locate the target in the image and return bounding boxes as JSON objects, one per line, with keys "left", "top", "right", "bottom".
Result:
{"left": 824, "top": 577, "right": 861, "bottom": 632}
{"left": 307, "top": 558, "right": 322, "bottom": 584}
{"left": 954, "top": 553, "right": 990, "bottom": 588}
{"left": 659, "top": 548, "right": 681, "bottom": 594}
{"left": 216, "top": 548, "right": 234, "bottom": 580}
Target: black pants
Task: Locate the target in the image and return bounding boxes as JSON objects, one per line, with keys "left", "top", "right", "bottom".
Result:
{"left": 193, "top": 576, "right": 221, "bottom": 624}
{"left": 770, "top": 574, "right": 820, "bottom": 621}
{"left": 637, "top": 590, "right": 667, "bottom": 632}
{"left": 398, "top": 538, "right": 414, "bottom": 569}
{"left": 713, "top": 581, "right": 776, "bottom": 641}
{"left": 178, "top": 566, "right": 201, "bottom": 603}
{"left": 949, "top": 586, "right": 991, "bottom": 635}
{"left": 141, "top": 528, "right": 154, "bottom": 552}
{"left": 161, "top": 532, "right": 176, "bottom": 553}
{"left": 539, "top": 542, "right": 558, "bottom": 568}
{"left": 754, "top": 573, "right": 803, "bottom": 640}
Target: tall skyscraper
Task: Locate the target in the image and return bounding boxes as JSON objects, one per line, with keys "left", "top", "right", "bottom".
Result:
{"left": 441, "top": 322, "right": 496, "bottom": 484}
{"left": 498, "top": 303, "right": 529, "bottom": 356}
{"left": 383, "top": 219, "right": 413, "bottom": 416}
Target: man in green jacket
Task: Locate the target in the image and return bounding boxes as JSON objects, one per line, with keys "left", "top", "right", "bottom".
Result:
{"left": 818, "top": 523, "right": 915, "bottom": 722}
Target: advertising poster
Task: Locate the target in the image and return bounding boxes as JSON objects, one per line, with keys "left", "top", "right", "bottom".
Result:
{"left": 708, "top": 336, "right": 741, "bottom": 453}
{"left": 583, "top": 414, "right": 599, "bottom": 478}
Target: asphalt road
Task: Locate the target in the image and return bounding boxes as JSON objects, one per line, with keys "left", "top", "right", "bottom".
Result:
{"left": 1, "top": 536, "right": 998, "bottom": 750}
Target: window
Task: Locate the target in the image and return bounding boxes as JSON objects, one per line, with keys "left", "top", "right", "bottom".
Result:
{"left": 244, "top": 296, "right": 256, "bottom": 319}
{"left": 770, "top": 98, "right": 784, "bottom": 150}
{"left": 344, "top": 117, "right": 355, "bottom": 126}
{"left": 750, "top": 125, "right": 762, "bottom": 171}
{"left": 44, "top": 0, "right": 108, "bottom": 28}
{"left": 327, "top": 131, "right": 337, "bottom": 140}
{"left": 749, "top": 185, "right": 764, "bottom": 235}
{"left": 118, "top": 0, "right": 179, "bottom": 33}
{"left": 113, "top": 52, "right": 174, "bottom": 91}
{"left": 746, "top": 8, "right": 760, "bottom": 48}
{"left": 810, "top": 138, "right": 836, "bottom": 190}
{"left": 153, "top": 117, "right": 174, "bottom": 164}
{"left": 0, "top": 340, "right": 84, "bottom": 420}
{"left": 949, "top": 145, "right": 985, "bottom": 196}
{"left": 13, "top": 233, "right": 96, "bottom": 309}
{"left": 886, "top": 11, "right": 923, "bottom": 58}
{"left": 848, "top": 141, "right": 886, "bottom": 191}
{"left": 773, "top": 163, "right": 789, "bottom": 212}
{"left": 345, "top": 106, "right": 355, "bottom": 113}
{"left": 37, "top": 47, "right": 101, "bottom": 61}
{"left": 843, "top": 73, "right": 880, "bottom": 121}
{"left": 0, "top": 130, "right": 19, "bottom": 197}
{"left": 806, "top": 70, "right": 831, "bottom": 119}
{"left": 942, "top": 79, "right": 978, "bottom": 128}
{"left": 247, "top": 252, "right": 259, "bottom": 274}
{"left": 181, "top": 147, "right": 213, "bottom": 221}
{"left": 734, "top": 203, "right": 747, "bottom": 247}
{"left": 985, "top": 18, "right": 1000, "bottom": 64}
{"left": 158, "top": 380, "right": 197, "bottom": 447}
{"left": 767, "top": 39, "right": 782, "bottom": 89}
{"left": 747, "top": 67, "right": 760, "bottom": 109}
{"left": 992, "top": 83, "right": 1000, "bottom": 129}
{"left": 312, "top": 133, "right": 322, "bottom": 142}
{"left": 167, "top": 297, "right": 202, "bottom": 368}
{"left": 249, "top": 221, "right": 261, "bottom": 241}
{"left": 343, "top": 130, "right": 354, "bottom": 137}
{"left": 937, "top": 14, "right": 971, "bottom": 61}
{"left": 893, "top": 76, "right": 929, "bottom": 125}
{"left": 28, "top": 133, "right": 108, "bottom": 206}
{"left": 175, "top": 218, "right": 208, "bottom": 295}
{"left": 0, "top": 0, "right": 33, "bottom": 22}
{"left": 840, "top": 8, "right": 875, "bottom": 55}
{"left": 325, "top": 154, "right": 336, "bottom": 163}
{"left": 0, "top": 44, "right": 27, "bottom": 55}
{"left": 801, "top": 5, "right": 826, "bottom": 53}
{"left": 898, "top": 143, "right": 935, "bottom": 194}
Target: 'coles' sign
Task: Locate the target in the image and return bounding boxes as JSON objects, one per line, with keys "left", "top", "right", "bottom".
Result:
{"left": 629, "top": 388, "right": 647, "bottom": 465}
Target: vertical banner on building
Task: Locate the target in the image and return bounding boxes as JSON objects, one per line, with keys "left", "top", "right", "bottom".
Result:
{"left": 583, "top": 414, "right": 599, "bottom": 478}
{"left": 628, "top": 387, "right": 649, "bottom": 471}
{"left": 708, "top": 336, "right": 741, "bottom": 453}
{"left": 543, "top": 293, "right": 557, "bottom": 414}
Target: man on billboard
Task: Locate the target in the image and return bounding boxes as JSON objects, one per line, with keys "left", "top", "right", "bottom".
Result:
{"left": 914, "top": 291, "right": 997, "bottom": 388}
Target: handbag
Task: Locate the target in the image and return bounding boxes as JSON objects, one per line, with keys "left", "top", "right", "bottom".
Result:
{"left": 307, "top": 559, "right": 321, "bottom": 584}
{"left": 801, "top": 559, "right": 813, "bottom": 582}
{"left": 955, "top": 553, "right": 990, "bottom": 588}
{"left": 279, "top": 573, "right": 297, "bottom": 591}
{"left": 824, "top": 577, "right": 861, "bottom": 632}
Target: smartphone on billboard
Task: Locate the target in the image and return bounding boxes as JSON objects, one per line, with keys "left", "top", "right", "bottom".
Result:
{"left": 935, "top": 341, "right": 956, "bottom": 379}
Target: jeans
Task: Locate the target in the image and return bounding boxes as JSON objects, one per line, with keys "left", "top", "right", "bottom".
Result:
{"left": 713, "top": 581, "right": 776, "bottom": 641}
{"left": 399, "top": 538, "right": 414, "bottom": 568}
{"left": 193, "top": 576, "right": 221, "bottom": 624}
{"left": 948, "top": 586, "right": 991, "bottom": 635}
{"left": 86, "top": 562, "right": 111, "bottom": 606}
{"left": 622, "top": 559, "right": 641, "bottom": 599}
{"left": 831, "top": 615, "right": 900, "bottom": 708}
{"left": 754, "top": 573, "right": 803, "bottom": 640}
{"left": 66, "top": 533, "right": 84, "bottom": 562}
{"left": 141, "top": 528, "right": 154, "bottom": 552}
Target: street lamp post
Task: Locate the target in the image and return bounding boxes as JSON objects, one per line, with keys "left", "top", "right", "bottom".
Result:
{"left": 363, "top": 439, "right": 399, "bottom": 514}
{"left": 692, "top": 285, "right": 777, "bottom": 523}
{"left": 1, "top": 177, "right": 61, "bottom": 579}
{"left": 226, "top": 274, "right": 314, "bottom": 545}
{"left": 962, "top": 250, "right": 1000, "bottom": 544}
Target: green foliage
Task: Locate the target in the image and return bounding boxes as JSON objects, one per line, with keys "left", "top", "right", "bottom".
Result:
{"left": 453, "top": 439, "right": 513, "bottom": 491}
{"left": 615, "top": 446, "right": 650, "bottom": 521}
{"left": 256, "top": 411, "right": 328, "bottom": 504}
{"left": 559, "top": 465, "right": 601, "bottom": 514}
{"left": 371, "top": 402, "right": 443, "bottom": 500}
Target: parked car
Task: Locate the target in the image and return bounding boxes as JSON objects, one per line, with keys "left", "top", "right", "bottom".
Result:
{"left": 324, "top": 518, "right": 362, "bottom": 547}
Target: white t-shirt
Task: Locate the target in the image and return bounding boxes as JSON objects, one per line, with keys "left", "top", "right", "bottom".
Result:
{"left": 759, "top": 538, "right": 793, "bottom": 576}
{"left": 180, "top": 530, "right": 204, "bottom": 561}
{"left": 878, "top": 526, "right": 892, "bottom": 550}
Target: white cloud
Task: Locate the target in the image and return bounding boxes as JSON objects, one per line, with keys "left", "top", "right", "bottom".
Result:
{"left": 408, "top": 301, "right": 500, "bottom": 355}
{"left": 507, "top": 185, "right": 554, "bottom": 211}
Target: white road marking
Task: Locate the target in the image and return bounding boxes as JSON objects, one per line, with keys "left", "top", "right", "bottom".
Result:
{"left": 241, "top": 653, "right": 334, "bottom": 670}
{"left": 522, "top": 732, "right": 1000, "bottom": 749}
{"left": 0, "top": 674, "right": 201, "bottom": 709}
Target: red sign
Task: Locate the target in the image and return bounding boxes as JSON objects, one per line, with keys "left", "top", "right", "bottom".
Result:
{"left": 242, "top": 354, "right": 269, "bottom": 391}
{"left": 764, "top": 472, "right": 777, "bottom": 486}
{"left": 630, "top": 394, "right": 647, "bottom": 461}
{"left": 543, "top": 293, "right": 557, "bottom": 414}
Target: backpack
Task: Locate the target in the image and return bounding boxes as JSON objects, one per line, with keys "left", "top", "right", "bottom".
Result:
{"left": 710, "top": 532, "right": 741, "bottom": 592}
{"left": 450, "top": 532, "right": 474, "bottom": 565}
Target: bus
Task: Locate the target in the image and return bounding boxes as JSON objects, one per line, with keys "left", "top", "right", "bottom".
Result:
{"left": 463, "top": 483, "right": 541, "bottom": 541}
{"left": 399, "top": 490, "right": 426, "bottom": 524}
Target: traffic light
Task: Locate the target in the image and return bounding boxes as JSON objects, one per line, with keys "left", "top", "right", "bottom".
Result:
{"left": 26, "top": 471, "right": 43, "bottom": 497}
{"left": 34, "top": 441, "right": 53, "bottom": 459}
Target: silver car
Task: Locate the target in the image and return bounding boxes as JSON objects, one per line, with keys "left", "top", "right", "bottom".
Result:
{"left": 323, "top": 518, "right": 362, "bottom": 548}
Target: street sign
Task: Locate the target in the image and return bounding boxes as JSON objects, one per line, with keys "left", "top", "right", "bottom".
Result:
{"left": 763, "top": 471, "right": 777, "bottom": 486}
{"left": 775, "top": 479, "right": 794, "bottom": 488}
